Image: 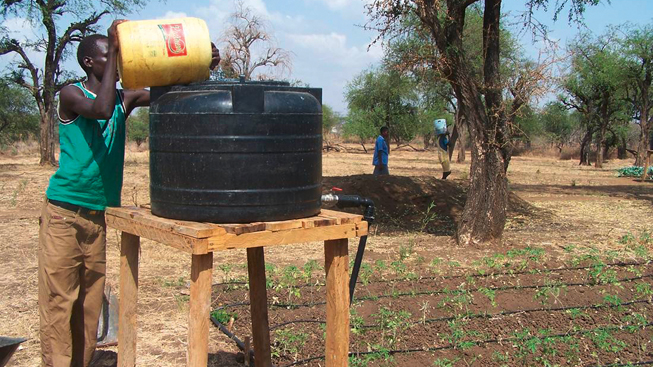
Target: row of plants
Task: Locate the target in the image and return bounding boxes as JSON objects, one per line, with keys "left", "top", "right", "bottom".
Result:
{"left": 207, "top": 237, "right": 652, "bottom": 366}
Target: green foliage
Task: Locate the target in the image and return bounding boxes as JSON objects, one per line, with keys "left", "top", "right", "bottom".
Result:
{"left": 0, "top": 80, "right": 40, "bottom": 145}
{"left": 372, "top": 307, "right": 411, "bottom": 347}
{"left": 342, "top": 108, "right": 379, "bottom": 144}
{"left": 617, "top": 166, "right": 653, "bottom": 178}
{"left": 433, "top": 357, "right": 459, "bottom": 367}
{"left": 344, "top": 66, "right": 425, "bottom": 146}
{"left": 322, "top": 104, "right": 342, "bottom": 135}
{"left": 127, "top": 107, "right": 149, "bottom": 146}
{"left": 561, "top": 30, "right": 631, "bottom": 162}
{"left": 539, "top": 101, "right": 580, "bottom": 151}
{"left": 210, "top": 308, "right": 238, "bottom": 324}
{"left": 349, "top": 349, "right": 392, "bottom": 367}
{"left": 272, "top": 327, "right": 308, "bottom": 358}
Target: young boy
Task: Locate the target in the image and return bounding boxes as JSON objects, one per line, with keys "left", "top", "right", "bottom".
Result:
{"left": 39, "top": 20, "right": 219, "bottom": 366}
{"left": 373, "top": 126, "right": 390, "bottom": 175}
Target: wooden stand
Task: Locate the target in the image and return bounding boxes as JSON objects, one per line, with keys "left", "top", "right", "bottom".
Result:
{"left": 106, "top": 207, "right": 368, "bottom": 367}
{"left": 642, "top": 149, "right": 653, "bottom": 181}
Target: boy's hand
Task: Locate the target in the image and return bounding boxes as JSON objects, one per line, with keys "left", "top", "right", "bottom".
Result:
{"left": 210, "top": 42, "right": 221, "bottom": 70}
{"left": 108, "top": 19, "right": 128, "bottom": 51}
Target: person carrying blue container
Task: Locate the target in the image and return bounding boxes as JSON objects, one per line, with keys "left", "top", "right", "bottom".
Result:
{"left": 434, "top": 119, "right": 451, "bottom": 179}
{"left": 373, "top": 126, "right": 390, "bottom": 175}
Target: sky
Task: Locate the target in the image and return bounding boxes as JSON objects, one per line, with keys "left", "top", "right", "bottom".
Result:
{"left": 2, "top": 0, "right": 653, "bottom": 113}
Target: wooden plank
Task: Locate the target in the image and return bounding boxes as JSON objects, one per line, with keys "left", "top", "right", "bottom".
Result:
{"left": 311, "top": 216, "right": 339, "bottom": 227}
{"left": 264, "top": 219, "right": 303, "bottom": 232}
{"left": 301, "top": 218, "right": 316, "bottom": 229}
{"left": 356, "top": 221, "right": 369, "bottom": 237}
{"left": 107, "top": 207, "right": 226, "bottom": 238}
{"left": 220, "top": 222, "right": 267, "bottom": 235}
{"left": 320, "top": 209, "right": 363, "bottom": 224}
{"left": 318, "top": 212, "right": 342, "bottom": 225}
{"left": 324, "top": 238, "right": 349, "bottom": 367}
{"left": 118, "top": 232, "right": 140, "bottom": 367}
{"left": 247, "top": 247, "right": 273, "bottom": 367}
{"left": 106, "top": 215, "right": 206, "bottom": 254}
{"left": 244, "top": 337, "right": 251, "bottom": 366}
{"left": 207, "top": 223, "right": 358, "bottom": 251}
{"left": 188, "top": 253, "right": 213, "bottom": 367}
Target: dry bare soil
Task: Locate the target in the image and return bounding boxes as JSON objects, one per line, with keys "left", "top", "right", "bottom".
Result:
{"left": 1, "top": 146, "right": 652, "bottom": 366}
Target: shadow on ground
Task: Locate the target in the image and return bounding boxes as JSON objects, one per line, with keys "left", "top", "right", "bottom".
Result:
{"left": 323, "top": 175, "right": 537, "bottom": 235}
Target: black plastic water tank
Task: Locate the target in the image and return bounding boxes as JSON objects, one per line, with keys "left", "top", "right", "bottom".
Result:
{"left": 149, "top": 80, "right": 322, "bottom": 223}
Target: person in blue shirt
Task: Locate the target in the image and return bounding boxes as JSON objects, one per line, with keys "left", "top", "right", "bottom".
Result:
{"left": 373, "top": 126, "right": 390, "bottom": 175}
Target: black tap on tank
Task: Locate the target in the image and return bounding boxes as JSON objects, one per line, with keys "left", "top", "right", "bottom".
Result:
{"left": 149, "top": 80, "right": 323, "bottom": 223}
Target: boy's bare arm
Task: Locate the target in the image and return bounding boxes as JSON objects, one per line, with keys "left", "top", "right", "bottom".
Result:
{"left": 59, "top": 20, "right": 126, "bottom": 121}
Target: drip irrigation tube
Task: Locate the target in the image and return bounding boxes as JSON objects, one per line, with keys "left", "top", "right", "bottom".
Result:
{"left": 209, "top": 260, "right": 651, "bottom": 290}
{"left": 267, "top": 299, "right": 652, "bottom": 331}
{"left": 215, "top": 273, "right": 653, "bottom": 310}
{"left": 280, "top": 322, "right": 653, "bottom": 366}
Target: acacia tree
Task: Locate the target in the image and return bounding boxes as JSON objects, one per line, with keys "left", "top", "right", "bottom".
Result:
{"left": 622, "top": 25, "right": 653, "bottom": 166}
{"left": 217, "top": 0, "right": 292, "bottom": 80}
{"left": 345, "top": 66, "right": 422, "bottom": 147}
{"left": 0, "top": 78, "right": 40, "bottom": 144}
{"left": 366, "top": 0, "right": 599, "bottom": 246}
{"left": 539, "top": 101, "right": 579, "bottom": 153}
{"left": 562, "top": 32, "right": 628, "bottom": 168}
{"left": 0, "top": 0, "right": 145, "bottom": 166}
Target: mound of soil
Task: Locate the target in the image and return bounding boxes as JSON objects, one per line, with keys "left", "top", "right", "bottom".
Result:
{"left": 322, "top": 175, "right": 535, "bottom": 235}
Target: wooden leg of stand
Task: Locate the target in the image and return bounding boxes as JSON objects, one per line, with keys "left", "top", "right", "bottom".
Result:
{"left": 188, "top": 253, "right": 213, "bottom": 367}
{"left": 247, "top": 247, "right": 273, "bottom": 367}
{"left": 324, "top": 239, "right": 349, "bottom": 367}
{"left": 118, "top": 233, "right": 140, "bottom": 367}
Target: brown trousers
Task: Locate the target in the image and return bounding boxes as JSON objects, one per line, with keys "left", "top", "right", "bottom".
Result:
{"left": 38, "top": 200, "right": 106, "bottom": 367}
{"left": 437, "top": 145, "right": 451, "bottom": 173}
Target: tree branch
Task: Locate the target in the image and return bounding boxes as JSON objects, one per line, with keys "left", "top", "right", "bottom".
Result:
{"left": 54, "top": 11, "right": 109, "bottom": 68}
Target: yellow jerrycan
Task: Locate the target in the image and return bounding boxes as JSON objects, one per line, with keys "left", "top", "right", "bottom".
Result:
{"left": 117, "top": 17, "right": 212, "bottom": 89}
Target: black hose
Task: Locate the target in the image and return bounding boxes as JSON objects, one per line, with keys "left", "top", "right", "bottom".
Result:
{"left": 349, "top": 235, "right": 368, "bottom": 305}
{"left": 209, "top": 316, "right": 278, "bottom": 367}
{"left": 321, "top": 193, "right": 375, "bottom": 306}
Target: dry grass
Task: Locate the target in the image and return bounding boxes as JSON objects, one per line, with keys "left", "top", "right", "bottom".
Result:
{"left": 0, "top": 145, "right": 651, "bottom": 366}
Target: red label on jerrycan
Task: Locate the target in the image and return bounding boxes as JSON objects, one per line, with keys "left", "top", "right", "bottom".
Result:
{"left": 159, "top": 23, "right": 188, "bottom": 57}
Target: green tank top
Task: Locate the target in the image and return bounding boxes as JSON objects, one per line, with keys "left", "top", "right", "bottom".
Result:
{"left": 46, "top": 82, "right": 127, "bottom": 210}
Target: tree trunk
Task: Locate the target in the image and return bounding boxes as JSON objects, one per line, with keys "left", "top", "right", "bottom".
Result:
{"left": 595, "top": 125, "right": 606, "bottom": 169}
{"left": 455, "top": 0, "right": 507, "bottom": 246}
{"left": 423, "top": 131, "right": 433, "bottom": 150}
{"left": 448, "top": 120, "right": 459, "bottom": 160}
{"left": 458, "top": 130, "right": 507, "bottom": 246}
{"left": 457, "top": 136, "right": 466, "bottom": 162}
{"left": 579, "top": 127, "right": 593, "bottom": 166}
{"left": 39, "top": 107, "right": 57, "bottom": 166}
{"left": 635, "top": 81, "right": 650, "bottom": 166}
{"left": 636, "top": 118, "right": 650, "bottom": 166}
{"left": 457, "top": 116, "right": 466, "bottom": 163}
{"left": 618, "top": 136, "right": 627, "bottom": 160}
